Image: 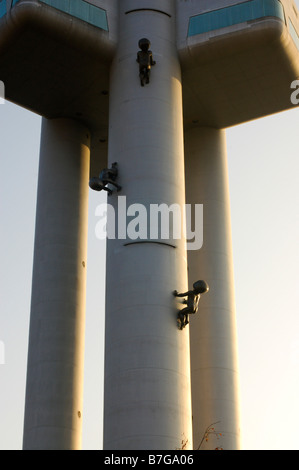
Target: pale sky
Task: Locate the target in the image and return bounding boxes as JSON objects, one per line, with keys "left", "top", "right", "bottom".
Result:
{"left": 1, "top": 7, "right": 299, "bottom": 451}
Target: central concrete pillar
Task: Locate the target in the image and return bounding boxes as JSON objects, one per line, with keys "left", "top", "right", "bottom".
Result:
{"left": 103, "top": 1, "right": 192, "bottom": 450}
{"left": 23, "top": 118, "right": 90, "bottom": 450}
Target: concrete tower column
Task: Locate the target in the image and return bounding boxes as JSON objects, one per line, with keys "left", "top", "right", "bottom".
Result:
{"left": 184, "top": 127, "right": 241, "bottom": 450}
{"left": 23, "top": 118, "right": 90, "bottom": 450}
{"left": 103, "top": 1, "right": 192, "bottom": 450}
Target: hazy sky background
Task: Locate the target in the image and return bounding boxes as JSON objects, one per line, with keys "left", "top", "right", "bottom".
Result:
{"left": 1, "top": 7, "right": 299, "bottom": 451}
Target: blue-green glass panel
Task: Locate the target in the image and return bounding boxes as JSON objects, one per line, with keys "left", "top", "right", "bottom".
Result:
{"left": 188, "top": 0, "right": 285, "bottom": 37}
{"left": 39, "top": 0, "right": 108, "bottom": 31}
{"left": 2, "top": 0, "right": 108, "bottom": 30}
{"left": 43, "top": 0, "right": 69, "bottom": 14}
{"left": 252, "top": 0, "right": 265, "bottom": 18}
{"left": 0, "top": 0, "right": 6, "bottom": 19}
{"left": 1, "top": 0, "right": 22, "bottom": 19}
{"left": 244, "top": 2, "right": 254, "bottom": 18}
{"left": 264, "top": 0, "right": 284, "bottom": 18}
{"left": 213, "top": 9, "right": 228, "bottom": 31}
{"left": 88, "top": 5, "right": 108, "bottom": 31}
{"left": 70, "top": 0, "right": 90, "bottom": 23}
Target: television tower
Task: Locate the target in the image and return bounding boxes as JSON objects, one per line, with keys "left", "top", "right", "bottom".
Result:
{"left": 0, "top": 0, "right": 298, "bottom": 450}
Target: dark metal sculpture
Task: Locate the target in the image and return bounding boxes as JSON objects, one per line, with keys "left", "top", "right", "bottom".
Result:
{"left": 137, "top": 38, "right": 156, "bottom": 86}
{"left": 89, "top": 162, "right": 121, "bottom": 195}
{"left": 174, "top": 280, "right": 209, "bottom": 330}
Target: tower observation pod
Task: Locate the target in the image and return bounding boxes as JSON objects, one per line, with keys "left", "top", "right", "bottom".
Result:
{"left": 0, "top": 0, "right": 299, "bottom": 450}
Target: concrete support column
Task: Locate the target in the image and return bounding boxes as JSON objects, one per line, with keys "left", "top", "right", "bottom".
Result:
{"left": 23, "top": 118, "right": 90, "bottom": 450}
{"left": 184, "top": 127, "right": 241, "bottom": 450}
{"left": 103, "top": 1, "right": 192, "bottom": 450}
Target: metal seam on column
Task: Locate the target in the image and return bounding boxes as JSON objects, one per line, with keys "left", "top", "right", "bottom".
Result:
{"left": 123, "top": 241, "right": 176, "bottom": 248}
{"left": 125, "top": 9, "right": 171, "bottom": 18}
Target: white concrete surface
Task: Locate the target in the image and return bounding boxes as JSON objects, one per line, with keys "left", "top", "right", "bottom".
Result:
{"left": 22, "top": 118, "right": 90, "bottom": 450}
{"left": 185, "top": 127, "right": 241, "bottom": 450}
{"left": 103, "top": 0, "right": 193, "bottom": 450}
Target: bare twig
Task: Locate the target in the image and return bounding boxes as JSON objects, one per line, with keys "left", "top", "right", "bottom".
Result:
{"left": 197, "top": 421, "right": 222, "bottom": 450}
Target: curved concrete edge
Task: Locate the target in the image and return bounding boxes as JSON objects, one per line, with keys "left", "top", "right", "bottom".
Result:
{"left": 0, "top": 0, "right": 116, "bottom": 60}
